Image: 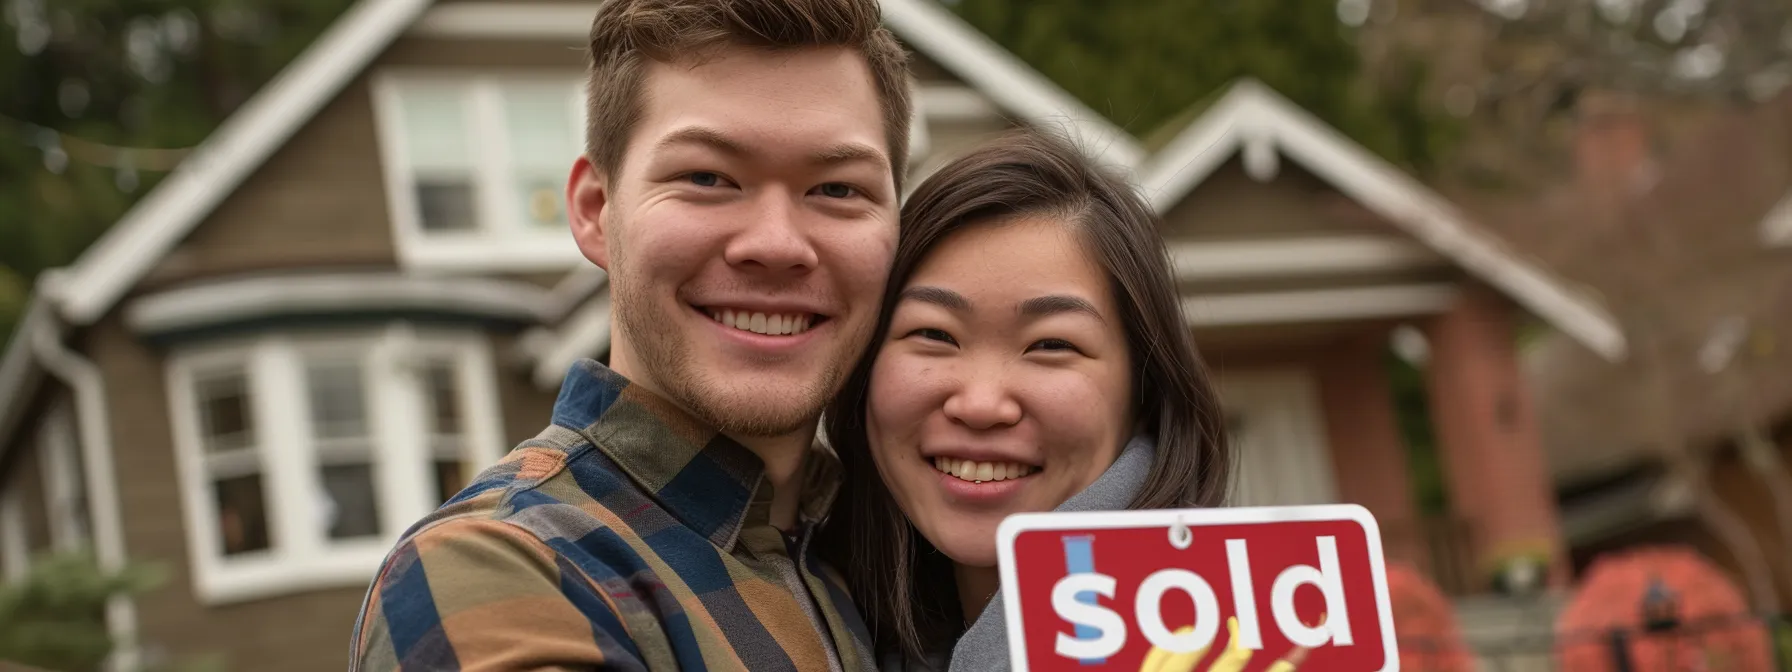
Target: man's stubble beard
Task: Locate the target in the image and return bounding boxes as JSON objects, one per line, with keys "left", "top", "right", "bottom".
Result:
{"left": 609, "top": 245, "right": 861, "bottom": 439}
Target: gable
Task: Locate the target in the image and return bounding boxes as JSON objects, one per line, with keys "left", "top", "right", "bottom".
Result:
{"left": 1142, "top": 79, "right": 1627, "bottom": 362}
{"left": 146, "top": 73, "right": 397, "bottom": 292}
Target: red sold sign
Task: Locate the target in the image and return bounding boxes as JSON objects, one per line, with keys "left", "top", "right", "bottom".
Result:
{"left": 996, "top": 505, "right": 1399, "bottom": 672}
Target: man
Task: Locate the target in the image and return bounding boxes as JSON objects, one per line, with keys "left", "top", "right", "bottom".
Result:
{"left": 349, "top": 0, "right": 911, "bottom": 668}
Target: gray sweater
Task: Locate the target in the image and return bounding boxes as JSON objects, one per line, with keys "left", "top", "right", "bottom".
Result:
{"left": 880, "top": 434, "right": 1159, "bottom": 672}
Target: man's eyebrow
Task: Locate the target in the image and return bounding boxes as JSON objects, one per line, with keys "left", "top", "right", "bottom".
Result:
{"left": 812, "top": 142, "right": 890, "bottom": 171}
{"left": 654, "top": 126, "right": 746, "bottom": 156}
{"left": 898, "top": 286, "right": 969, "bottom": 311}
{"left": 1019, "top": 295, "right": 1106, "bottom": 323}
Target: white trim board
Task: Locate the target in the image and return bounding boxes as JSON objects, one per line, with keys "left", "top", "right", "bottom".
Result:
{"left": 1140, "top": 79, "right": 1628, "bottom": 361}
{"left": 525, "top": 288, "right": 613, "bottom": 388}
{"left": 124, "top": 272, "right": 553, "bottom": 336}
{"left": 1168, "top": 235, "right": 1446, "bottom": 282}
{"left": 405, "top": 1, "right": 1143, "bottom": 170}
{"left": 1761, "top": 191, "right": 1792, "bottom": 247}
{"left": 1182, "top": 284, "right": 1459, "bottom": 328}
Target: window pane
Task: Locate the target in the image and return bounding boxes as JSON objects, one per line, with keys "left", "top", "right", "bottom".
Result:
{"left": 503, "top": 83, "right": 576, "bottom": 170}
{"left": 319, "top": 464, "right": 381, "bottom": 540}
{"left": 306, "top": 360, "right": 367, "bottom": 440}
{"left": 213, "top": 475, "right": 270, "bottom": 555}
{"left": 516, "top": 174, "right": 566, "bottom": 228}
{"left": 434, "top": 460, "right": 467, "bottom": 505}
{"left": 399, "top": 82, "right": 472, "bottom": 171}
{"left": 196, "top": 371, "right": 252, "bottom": 454}
{"left": 416, "top": 179, "right": 477, "bottom": 232}
{"left": 423, "top": 360, "right": 462, "bottom": 435}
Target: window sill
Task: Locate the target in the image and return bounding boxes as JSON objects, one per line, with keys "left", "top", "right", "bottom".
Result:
{"left": 396, "top": 231, "right": 588, "bottom": 274}
{"left": 191, "top": 540, "right": 390, "bottom": 606}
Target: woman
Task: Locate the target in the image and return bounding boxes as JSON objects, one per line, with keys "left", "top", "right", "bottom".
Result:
{"left": 818, "top": 129, "right": 1234, "bottom": 670}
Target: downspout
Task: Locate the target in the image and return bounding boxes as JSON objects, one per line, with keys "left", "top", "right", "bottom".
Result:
{"left": 31, "top": 314, "right": 140, "bottom": 672}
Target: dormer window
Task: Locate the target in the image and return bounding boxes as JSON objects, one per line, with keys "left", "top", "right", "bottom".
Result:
{"left": 372, "top": 72, "right": 587, "bottom": 271}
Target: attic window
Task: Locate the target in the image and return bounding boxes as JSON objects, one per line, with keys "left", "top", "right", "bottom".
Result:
{"left": 374, "top": 72, "right": 587, "bottom": 271}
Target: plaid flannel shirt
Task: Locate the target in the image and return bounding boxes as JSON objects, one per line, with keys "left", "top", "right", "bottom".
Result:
{"left": 350, "top": 360, "right": 876, "bottom": 671}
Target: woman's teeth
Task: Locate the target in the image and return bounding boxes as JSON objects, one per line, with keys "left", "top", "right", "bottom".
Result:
{"left": 932, "top": 456, "right": 1037, "bottom": 483}
{"left": 706, "top": 309, "right": 814, "bottom": 336}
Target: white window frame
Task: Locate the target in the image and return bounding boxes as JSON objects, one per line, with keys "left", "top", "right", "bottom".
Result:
{"left": 39, "top": 402, "right": 89, "bottom": 552}
{"left": 371, "top": 69, "right": 589, "bottom": 273}
{"left": 166, "top": 323, "right": 507, "bottom": 605}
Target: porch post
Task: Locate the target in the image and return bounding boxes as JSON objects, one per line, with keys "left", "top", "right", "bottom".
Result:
{"left": 1424, "top": 285, "right": 1571, "bottom": 590}
{"left": 1314, "top": 333, "right": 1422, "bottom": 569}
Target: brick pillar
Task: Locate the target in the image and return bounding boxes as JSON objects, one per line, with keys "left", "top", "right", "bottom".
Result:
{"left": 1315, "top": 333, "right": 1422, "bottom": 570}
{"left": 1424, "top": 286, "right": 1571, "bottom": 589}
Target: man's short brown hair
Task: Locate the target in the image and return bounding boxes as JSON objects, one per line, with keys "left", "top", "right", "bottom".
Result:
{"left": 585, "top": 0, "right": 913, "bottom": 188}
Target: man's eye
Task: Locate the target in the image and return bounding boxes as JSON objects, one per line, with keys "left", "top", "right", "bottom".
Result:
{"left": 817, "top": 183, "right": 856, "bottom": 199}
{"left": 688, "top": 172, "right": 722, "bottom": 187}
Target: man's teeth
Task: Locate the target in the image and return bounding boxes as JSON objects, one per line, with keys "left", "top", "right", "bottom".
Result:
{"left": 931, "top": 457, "right": 1037, "bottom": 483}
{"left": 707, "top": 309, "right": 814, "bottom": 336}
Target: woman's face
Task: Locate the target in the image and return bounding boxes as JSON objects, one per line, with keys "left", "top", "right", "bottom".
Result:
{"left": 866, "top": 217, "right": 1135, "bottom": 568}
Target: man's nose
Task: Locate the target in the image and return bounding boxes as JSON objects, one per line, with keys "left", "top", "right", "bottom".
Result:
{"left": 723, "top": 191, "right": 818, "bottom": 274}
{"left": 942, "top": 368, "right": 1023, "bottom": 430}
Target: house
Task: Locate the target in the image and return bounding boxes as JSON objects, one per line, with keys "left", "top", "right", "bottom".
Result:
{"left": 0, "top": 0, "right": 1625, "bottom": 670}
{"left": 1510, "top": 91, "right": 1792, "bottom": 608}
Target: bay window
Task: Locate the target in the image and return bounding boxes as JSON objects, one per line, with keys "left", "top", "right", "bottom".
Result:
{"left": 167, "top": 325, "right": 504, "bottom": 604}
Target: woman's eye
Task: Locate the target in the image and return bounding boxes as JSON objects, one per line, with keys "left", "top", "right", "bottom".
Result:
{"left": 1028, "top": 338, "right": 1078, "bottom": 353}
{"left": 817, "top": 183, "right": 857, "bottom": 199}
{"left": 905, "top": 328, "right": 957, "bottom": 345}
{"left": 688, "top": 172, "right": 722, "bottom": 187}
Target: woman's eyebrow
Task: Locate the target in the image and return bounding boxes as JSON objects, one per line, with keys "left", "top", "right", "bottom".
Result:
{"left": 1019, "top": 294, "right": 1105, "bottom": 323}
{"left": 898, "top": 285, "right": 970, "bottom": 311}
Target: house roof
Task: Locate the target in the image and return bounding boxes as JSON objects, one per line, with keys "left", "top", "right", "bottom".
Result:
{"left": 1137, "top": 79, "right": 1628, "bottom": 361}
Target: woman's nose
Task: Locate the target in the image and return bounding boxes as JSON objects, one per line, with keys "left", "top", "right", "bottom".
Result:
{"left": 942, "top": 375, "right": 1022, "bottom": 430}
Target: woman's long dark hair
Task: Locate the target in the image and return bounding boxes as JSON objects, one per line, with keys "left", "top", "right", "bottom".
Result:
{"left": 816, "top": 128, "right": 1233, "bottom": 662}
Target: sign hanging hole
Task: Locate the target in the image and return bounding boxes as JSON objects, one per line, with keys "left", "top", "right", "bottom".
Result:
{"left": 1168, "top": 519, "right": 1193, "bottom": 549}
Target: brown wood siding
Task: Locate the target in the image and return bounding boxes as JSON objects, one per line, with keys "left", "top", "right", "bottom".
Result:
{"left": 81, "top": 316, "right": 367, "bottom": 671}
{"left": 492, "top": 333, "right": 562, "bottom": 447}
{"left": 1159, "top": 158, "right": 1395, "bottom": 242}
{"left": 143, "top": 75, "right": 397, "bottom": 293}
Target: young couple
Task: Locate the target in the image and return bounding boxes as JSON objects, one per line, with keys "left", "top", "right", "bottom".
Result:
{"left": 349, "top": 0, "right": 1231, "bottom": 669}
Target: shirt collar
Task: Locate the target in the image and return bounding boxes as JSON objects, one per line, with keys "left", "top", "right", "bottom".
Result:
{"left": 550, "top": 359, "right": 841, "bottom": 548}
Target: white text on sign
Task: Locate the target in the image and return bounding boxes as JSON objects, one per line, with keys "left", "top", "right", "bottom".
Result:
{"left": 1050, "top": 536, "right": 1353, "bottom": 660}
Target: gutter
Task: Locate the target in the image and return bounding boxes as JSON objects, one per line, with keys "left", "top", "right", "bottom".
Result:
{"left": 29, "top": 297, "right": 140, "bottom": 672}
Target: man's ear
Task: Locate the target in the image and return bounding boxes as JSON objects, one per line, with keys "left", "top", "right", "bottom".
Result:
{"left": 568, "top": 156, "right": 612, "bottom": 270}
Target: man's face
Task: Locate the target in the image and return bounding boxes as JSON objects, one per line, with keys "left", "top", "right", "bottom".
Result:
{"left": 569, "top": 46, "right": 898, "bottom": 440}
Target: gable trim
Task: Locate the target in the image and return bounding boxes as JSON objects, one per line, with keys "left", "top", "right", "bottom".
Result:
{"left": 42, "top": 0, "right": 434, "bottom": 327}
{"left": 1142, "top": 80, "right": 1629, "bottom": 361}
